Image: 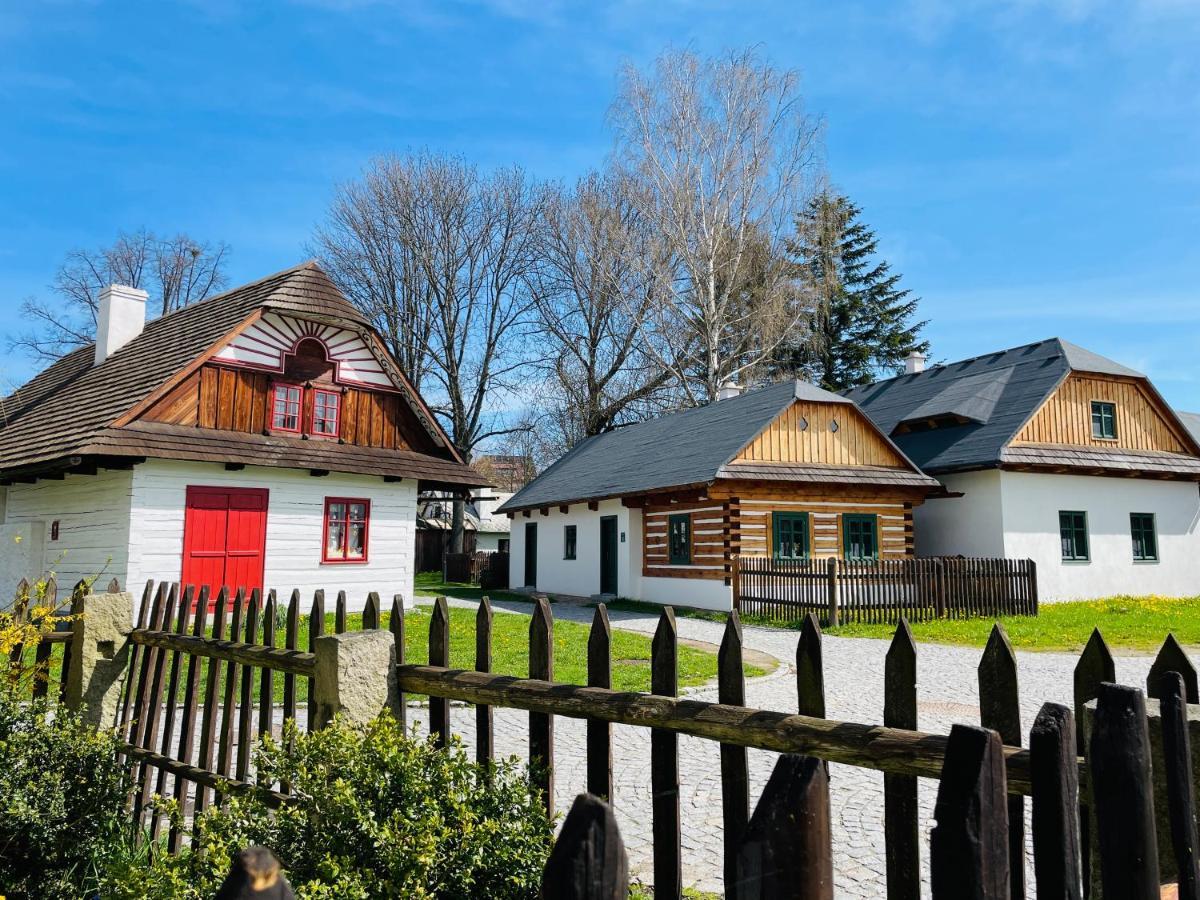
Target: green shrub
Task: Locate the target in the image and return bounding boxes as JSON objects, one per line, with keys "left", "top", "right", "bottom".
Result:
{"left": 0, "top": 693, "right": 130, "bottom": 899}
{"left": 105, "top": 715, "right": 554, "bottom": 899}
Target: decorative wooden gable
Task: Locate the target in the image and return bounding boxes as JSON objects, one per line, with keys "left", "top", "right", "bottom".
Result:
{"left": 731, "top": 400, "right": 910, "bottom": 469}
{"left": 1013, "top": 373, "right": 1194, "bottom": 454}
{"left": 212, "top": 312, "right": 394, "bottom": 391}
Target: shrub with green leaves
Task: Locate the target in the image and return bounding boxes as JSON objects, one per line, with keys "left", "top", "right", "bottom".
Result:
{"left": 0, "top": 693, "right": 130, "bottom": 899}
{"left": 106, "top": 715, "right": 554, "bottom": 899}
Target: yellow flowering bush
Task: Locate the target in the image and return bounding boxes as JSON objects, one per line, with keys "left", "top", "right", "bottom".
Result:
{"left": 1, "top": 573, "right": 81, "bottom": 696}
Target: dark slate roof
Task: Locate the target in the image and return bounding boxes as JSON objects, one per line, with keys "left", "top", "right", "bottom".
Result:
{"left": 0, "top": 262, "right": 481, "bottom": 486}
{"left": 843, "top": 337, "right": 1181, "bottom": 474}
{"left": 498, "top": 380, "right": 934, "bottom": 511}
{"left": 1178, "top": 411, "right": 1200, "bottom": 446}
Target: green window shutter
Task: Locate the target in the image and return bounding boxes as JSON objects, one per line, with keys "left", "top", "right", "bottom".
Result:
{"left": 772, "top": 512, "right": 809, "bottom": 559}
{"left": 842, "top": 514, "right": 878, "bottom": 560}
{"left": 1130, "top": 513, "right": 1157, "bottom": 561}
{"left": 1059, "top": 511, "right": 1089, "bottom": 561}
{"left": 668, "top": 513, "right": 691, "bottom": 565}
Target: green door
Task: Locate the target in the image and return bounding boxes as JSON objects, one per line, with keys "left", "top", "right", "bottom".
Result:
{"left": 600, "top": 516, "right": 618, "bottom": 595}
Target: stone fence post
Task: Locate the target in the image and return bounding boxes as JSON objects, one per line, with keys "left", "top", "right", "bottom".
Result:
{"left": 64, "top": 589, "right": 135, "bottom": 728}
{"left": 311, "top": 629, "right": 400, "bottom": 730}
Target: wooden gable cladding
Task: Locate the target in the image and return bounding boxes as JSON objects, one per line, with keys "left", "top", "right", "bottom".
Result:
{"left": 1013, "top": 373, "right": 1192, "bottom": 454}
{"left": 733, "top": 400, "right": 908, "bottom": 468}
{"left": 642, "top": 498, "right": 729, "bottom": 581}
{"left": 139, "top": 362, "right": 438, "bottom": 454}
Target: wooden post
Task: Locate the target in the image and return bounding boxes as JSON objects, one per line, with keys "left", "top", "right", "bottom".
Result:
{"left": 719, "top": 611, "right": 749, "bottom": 900}
{"left": 476, "top": 597, "right": 493, "bottom": 767}
{"left": 884, "top": 619, "right": 919, "bottom": 900}
{"left": 1089, "top": 682, "right": 1160, "bottom": 900}
{"left": 282, "top": 590, "right": 300, "bottom": 726}
{"left": 258, "top": 590, "right": 277, "bottom": 748}
{"left": 1030, "top": 702, "right": 1083, "bottom": 900}
{"left": 1073, "top": 627, "right": 1112, "bottom": 893}
{"left": 587, "top": 604, "right": 613, "bottom": 801}
{"left": 796, "top": 612, "right": 825, "bottom": 719}
{"left": 194, "top": 587, "right": 228, "bottom": 815}
{"left": 135, "top": 584, "right": 179, "bottom": 827}
{"left": 1159, "top": 671, "right": 1200, "bottom": 900}
{"left": 429, "top": 596, "right": 450, "bottom": 749}
{"left": 168, "top": 587, "right": 209, "bottom": 852}
{"left": 362, "top": 592, "right": 380, "bottom": 630}
{"left": 307, "top": 589, "right": 325, "bottom": 728}
{"left": 390, "top": 595, "right": 405, "bottom": 730}
{"left": 1148, "top": 634, "right": 1199, "bottom": 703}
{"left": 652, "top": 607, "right": 681, "bottom": 899}
{"left": 977, "top": 623, "right": 1024, "bottom": 900}
{"left": 530, "top": 597, "right": 554, "bottom": 818}
{"left": 930, "top": 724, "right": 1010, "bottom": 899}
{"left": 152, "top": 585, "right": 194, "bottom": 841}
{"left": 236, "top": 590, "right": 260, "bottom": 782}
{"left": 540, "top": 793, "right": 628, "bottom": 900}
{"left": 934, "top": 558, "right": 947, "bottom": 618}
{"left": 826, "top": 557, "right": 839, "bottom": 629}
{"left": 335, "top": 590, "right": 347, "bottom": 634}
{"left": 734, "top": 754, "right": 832, "bottom": 899}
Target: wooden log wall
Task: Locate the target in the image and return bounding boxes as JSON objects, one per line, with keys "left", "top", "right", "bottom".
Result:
{"left": 1014, "top": 373, "right": 1192, "bottom": 453}
{"left": 737, "top": 498, "right": 913, "bottom": 559}
{"left": 642, "top": 499, "right": 729, "bottom": 580}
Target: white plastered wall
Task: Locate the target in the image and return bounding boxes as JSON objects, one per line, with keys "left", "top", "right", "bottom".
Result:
{"left": 509, "top": 499, "right": 637, "bottom": 597}
{"left": 912, "top": 469, "right": 1006, "bottom": 557}
{"left": 0, "top": 469, "right": 134, "bottom": 595}
{"left": 998, "top": 470, "right": 1200, "bottom": 601}
{"left": 127, "top": 459, "right": 417, "bottom": 612}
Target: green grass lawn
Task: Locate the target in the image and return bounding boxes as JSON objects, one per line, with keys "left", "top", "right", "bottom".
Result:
{"left": 413, "top": 570, "right": 535, "bottom": 604}
{"left": 825, "top": 595, "right": 1200, "bottom": 652}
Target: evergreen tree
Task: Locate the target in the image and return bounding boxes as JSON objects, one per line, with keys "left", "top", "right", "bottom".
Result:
{"left": 775, "top": 192, "right": 928, "bottom": 390}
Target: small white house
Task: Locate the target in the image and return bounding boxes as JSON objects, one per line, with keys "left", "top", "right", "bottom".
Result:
{"left": 845, "top": 339, "right": 1200, "bottom": 601}
{"left": 498, "top": 380, "right": 940, "bottom": 610}
{"left": 0, "top": 262, "right": 483, "bottom": 611}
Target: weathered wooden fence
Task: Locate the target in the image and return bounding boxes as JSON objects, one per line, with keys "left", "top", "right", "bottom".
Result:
{"left": 442, "top": 549, "right": 508, "bottom": 587}
{"left": 3, "top": 576, "right": 86, "bottom": 701}
{"left": 52, "top": 579, "right": 1198, "bottom": 897}
{"left": 734, "top": 555, "right": 1038, "bottom": 625}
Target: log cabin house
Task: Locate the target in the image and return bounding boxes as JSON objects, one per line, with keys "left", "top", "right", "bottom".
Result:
{"left": 0, "top": 262, "right": 484, "bottom": 610}
{"left": 498, "top": 380, "right": 941, "bottom": 610}
{"left": 845, "top": 339, "right": 1200, "bottom": 600}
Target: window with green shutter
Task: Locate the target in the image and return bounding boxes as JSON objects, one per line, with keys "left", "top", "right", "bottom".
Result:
{"left": 1130, "top": 513, "right": 1158, "bottom": 561}
{"left": 1059, "top": 511, "right": 1089, "bottom": 561}
{"left": 668, "top": 513, "right": 691, "bottom": 565}
{"left": 842, "top": 514, "right": 878, "bottom": 560}
{"left": 772, "top": 512, "right": 809, "bottom": 559}
{"left": 1091, "top": 401, "right": 1117, "bottom": 439}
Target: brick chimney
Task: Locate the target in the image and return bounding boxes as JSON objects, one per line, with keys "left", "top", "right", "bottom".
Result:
{"left": 94, "top": 284, "right": 148, "bottom": 366}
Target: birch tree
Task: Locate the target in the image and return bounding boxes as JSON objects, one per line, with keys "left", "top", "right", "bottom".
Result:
{"left": 610, "top": 47, "right": 824, "bottom": 403}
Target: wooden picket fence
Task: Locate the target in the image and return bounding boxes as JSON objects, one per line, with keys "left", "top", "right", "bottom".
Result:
{"left": 3, "top": 576, "right": 90, "bottom": 701}
{"left": 734, "top": 555, "right": 1038, "bottom": 625}
{"left": 55, "top": 579, "right": 1200, "bottom": 895}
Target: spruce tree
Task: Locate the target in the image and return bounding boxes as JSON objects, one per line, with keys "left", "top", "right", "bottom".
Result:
{"left": 776, "top": 192, "right": 928, "bottom": 390}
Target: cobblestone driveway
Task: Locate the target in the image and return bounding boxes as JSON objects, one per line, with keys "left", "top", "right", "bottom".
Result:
{"left": 411, "top": 596, "right": 1173, "bottom": 898}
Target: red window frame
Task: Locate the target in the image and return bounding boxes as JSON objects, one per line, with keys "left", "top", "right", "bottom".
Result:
{"left": 322, "top": 497, "right": 370, "bottom": 564}
{"left": 311, "top": 388, "right": 341, "bottom": 438}
{"left": 270, "top": 382, "right": 304, "bottom": 434}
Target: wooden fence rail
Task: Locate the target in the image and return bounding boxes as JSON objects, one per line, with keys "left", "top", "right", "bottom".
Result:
{"left": 734, "top": 555, "right": 1038, "bottom": 625}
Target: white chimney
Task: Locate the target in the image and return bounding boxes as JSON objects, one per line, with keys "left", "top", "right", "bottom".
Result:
{"left": 94, "top": 284, "right": 148, "bottom": 366}
{"left": 717, "top": 379, "right": 742, "bottom": 401}
{"left": 904, "top": 351, "right": 926, "bottom": 375}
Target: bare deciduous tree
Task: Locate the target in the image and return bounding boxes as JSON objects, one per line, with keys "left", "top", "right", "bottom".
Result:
{"left": 528, "top": 171, "right": 675, "bottom": 454}
{"left": 315, "top": 151, "right": 545, "bottom": 550}
{"left": 611, "top": 47, "right": 825, "bottom": 403}
{"left": 312, "top": 158, "right": 436, "bottom": 391}
{"left": 13, "top": 229, "right": 229, "bottom": 361}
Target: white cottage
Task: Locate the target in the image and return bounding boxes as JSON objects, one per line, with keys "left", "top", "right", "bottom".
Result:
{"left": 0, "top": 262, "right": 483, "bottom": 610}
{"left": 845, "top": 339, "right": 1200, "bottom": 601}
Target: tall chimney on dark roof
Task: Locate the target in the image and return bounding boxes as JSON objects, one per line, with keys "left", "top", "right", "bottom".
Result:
{"left": 94, "top": 284, "right": 148, "bottom": 366}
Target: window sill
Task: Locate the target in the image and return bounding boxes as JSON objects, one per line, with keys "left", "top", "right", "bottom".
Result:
{"left": 1133, "top": 559, "right": 1160, "bottom": 565}
{"left": 321, "top": 559, "right": 369, "bottom": 566}
{"left": 1061, "top": 559, "right": 1091, "bottom": 565}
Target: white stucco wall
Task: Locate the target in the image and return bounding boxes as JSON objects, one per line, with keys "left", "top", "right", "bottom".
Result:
{"left": 506, "top": 500, "right": 733, "bottom": 608}
{"left": 0, "top": 468, "right": 134, "bottom": 595}
{"left": 913, "top": 469, "right": 1006, "bottom": 557}
{"left": 997, "top": 470, "right": 1200, "bottom": 601}
{"left": 127, "top": 460, "right": 417, "bottom": 612}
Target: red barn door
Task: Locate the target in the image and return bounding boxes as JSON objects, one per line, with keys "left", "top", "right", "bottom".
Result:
{"left": 182, "top": 486, "right": 268, "bottom": 602}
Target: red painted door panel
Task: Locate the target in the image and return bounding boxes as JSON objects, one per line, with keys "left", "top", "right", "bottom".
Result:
{"left": 182, "top": 487, "right": 268, "bottom": 602}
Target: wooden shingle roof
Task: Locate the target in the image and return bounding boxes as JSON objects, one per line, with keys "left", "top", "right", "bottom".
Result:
{"left": 0, "top": 262, "right": 483, "bottom": 488}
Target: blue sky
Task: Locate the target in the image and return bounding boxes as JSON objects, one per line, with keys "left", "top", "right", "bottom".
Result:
{"left": 2, "top": 0, "right": 1199, "bottom": 407}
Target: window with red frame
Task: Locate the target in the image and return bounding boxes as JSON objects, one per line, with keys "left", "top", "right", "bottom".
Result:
{"left": 323, "top": 498, "right": 369, "bottom": 562}
{"left": 312, "top": 389, "right": 340, "bottom": 436}
{"left": 271, "top": 383, "right": 303, "bottom": 433}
